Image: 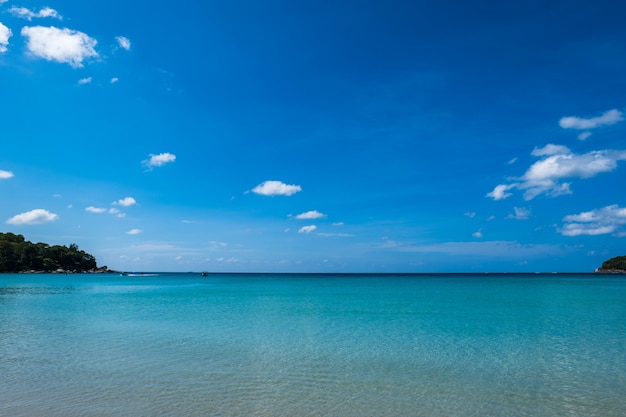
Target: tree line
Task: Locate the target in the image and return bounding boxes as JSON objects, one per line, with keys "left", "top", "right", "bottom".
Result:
{"left": 0, "top": 232, "right": 97, "bottom": 272}
{"left": 600, "top": 255, "right": 626, "bottom": 271}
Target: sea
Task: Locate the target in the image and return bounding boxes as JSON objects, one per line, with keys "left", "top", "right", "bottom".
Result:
{"left": 1, "top": 272, "right": 625, "bottom": 417}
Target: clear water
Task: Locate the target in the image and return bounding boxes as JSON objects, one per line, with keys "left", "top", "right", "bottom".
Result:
{"left": 1, "top": 273, "right": 625, "bottom": 416}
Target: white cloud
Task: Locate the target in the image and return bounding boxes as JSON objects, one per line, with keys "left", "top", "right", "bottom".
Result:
{"left": 332, "top": 222, "right": 344, "bottom": 226}
{"left": 108, "top": 208, "right": 126, "bottom": 218}
{"left": 298, "top": 225, "right": 317, "bottom": 234}
{"left": 127, "top": 228, "right": 143, "bottom": 235}
{"left": 531, "top": 144, "right": 571, "bottom": 157}
{"left": 486, "top": 184, "right": 515, "bottom": 200}
{"left": 78, "top": 77, "right": 92, "bottom": 85}
{"left": 561, "top": 204, "right": 626, "bottom": 237}
{"left": 252, "top": 180, "right": 302, "bottom": 196}
{"left": 317, "top": 232, "right": 354, "bottom": 237}
{"left": 9, "top": 6, "right": 62, "bottom": 20}
{"left": 21, "top": 26, "right": 98, "bottom": 68}
{"left": 85, "top": 206, "right": 107, "bottom": 214}
{"left": 559, "top": 109, "right": 624, "bottom": 130}
{"left": 391, "top": 240, "right": 563, "bottom": 258}
{"left": 488, "top": 145, "right": 626, "bottom": 201}
{"left": 115, "top": 36, "right": 131, "bottom": 51}
{"left": 0, "top": 169, "right": 14, "bottom": 179}
{"left": 508, "top": 157, "right": 518, "bottom": 165}
{"left": 142, "top": 152, "right": 176, "bottom": 169}
{"left": 0, "top": 23, "right": 11, "bottom": 53}
{"left": 507, "top": 207, "right": 531, "bottom": 220}
{"left": 111, "top": 77, "right": 119, "bottom": 83}
{"left": 464, "top": 212, "right": 476, "bottom": 218}
{"left": 114, "top": 197, "right": 136, "bottom": 207}
{"left": 472, "top": 229, "right": 483, "bottom": 238}
{"left": 295, "top": 210, "right": 325, "bottom": 219}
{"left": 578, "top": 132, "right": 592, "bottom": 141}
{"left": 6, "top": 209, "right": 58, "bottom": 225}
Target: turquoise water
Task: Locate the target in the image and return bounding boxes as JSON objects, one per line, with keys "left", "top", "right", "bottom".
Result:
{"left": 1, "top": 273, "right": 625, "bottom": 416}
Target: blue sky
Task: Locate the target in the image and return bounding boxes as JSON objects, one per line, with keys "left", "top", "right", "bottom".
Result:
{"left": 1, "top": 0, "right": 626, "bottom": 272}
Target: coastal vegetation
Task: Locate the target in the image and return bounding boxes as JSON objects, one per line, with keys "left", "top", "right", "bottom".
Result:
{"left": 597, "top": 255, "right": 626, "bottom": 273}
{"left": 0, "top": 232, "right": 101, "bottom": 273}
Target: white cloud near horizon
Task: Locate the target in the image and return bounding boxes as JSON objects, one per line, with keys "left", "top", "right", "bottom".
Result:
{"left": 487, "top": 144, "right": 626, "bottom": 200}
{"left": 21, "top": 26, "right": 98, "bottom": 68}
{"left": 9, "top": 6, "right": 63, "bottom": 20}
{"left": 298, "top": 225, "right": 317, "bottom": 234}
{"left": 0, "top": 169, "right": 14, "bottom": 179}
{"left": 115, "top": 36, "right": 131, "bottom": 51}
{"left": 252, "top": 180, "right": 302, "bottom": 196}
{"left": 127, "top": 228, "right": 143, "bottom": 235}
{"left": 559, "top": 109, "right": 624, "bottom": 130}
{"left": 6, "top": 209, "right": 58, "bottom": 225}
{"left": 389, "top": 240, "right": 564, "bottom": 258}
{"left": 142, "top": 152, "right": 176, "bottom": 169}
{"left": 561, "top": 204, "right": 626, "bottom": 237}
{"left": 295, "top": 210, "right": 325, "bottom": 219}
{"left": 0, "top": 22, "right": 11, "bottom": 53}
{"left": 114, "top": 197, "right": 136, "bottom": 207}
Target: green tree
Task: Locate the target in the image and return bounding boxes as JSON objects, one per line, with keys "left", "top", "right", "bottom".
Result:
{"left": 601, "top": 256, "right": 626, "bottom": 271}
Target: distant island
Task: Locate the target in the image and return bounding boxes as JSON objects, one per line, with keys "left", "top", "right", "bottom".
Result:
{"left": 0, "top": 232, "right": 112, "bottom": 273}
{"left": 595, "top": 255, "right": 626, "bottom": 274}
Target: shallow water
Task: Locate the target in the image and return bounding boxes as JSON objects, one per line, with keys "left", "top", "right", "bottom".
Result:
{"left": 1, "top": 273, "right": 625, "bottom": 416}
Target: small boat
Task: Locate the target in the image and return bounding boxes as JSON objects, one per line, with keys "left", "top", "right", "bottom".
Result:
{"left": 201, "top": 272, "right": 208, "bottom": 277}
{"left": 120, "top": 272, "right": 128, "bottom": 276}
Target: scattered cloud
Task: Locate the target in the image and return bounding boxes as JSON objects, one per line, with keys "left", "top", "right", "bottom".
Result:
{"left": 487, "top": 144, "right": 626, "bottom": 201}
{"left": 508, "top": 207, "right": 531, "bottom": 220}
{"left": 127, "top": 228, "right": 143, "bottom": 235}
{"left": 21, "top": 26, "right": 99, "bottom": 68}
{"left": 78, "top": 77, "right": 92, "bottom": 85}
{"left": 559, "top": 109, "right": 623, "bottom": 130}
{"left": 298, "top": 225, "right": 317, "bottom": 234}
{"left": 317, "top": 232, "right": 354, "bottom": 237}
{"left": 508, "top": 157, "right": 518, "bottom": 165}
{"left": 464, "top": 212, "right": 476, "bottom": 218}
{"left": 0, "top": 23, "right": 11, "bottom": 53}
{"left": 7, "top": 209, "right": 58, "bottom": 225}
{"left": 252, "top": 180, "right": 302, "bottom": 196}
{"left": 108, "top": 208, "right": 125, "bottom": 218}
{"left": 389, "top": 240, "right": 564, "bottom": 258}
{"left": 295, "top": 210, "right": 325, "bottom": 219}
{"left": 115, "top": 36, "right": 131, "bottom": 51}
{"left": 530, "top": 144, "right": 570, "bottom": 157}
{"left": 0, "top": 169, "right": 14, "bottom": 179}
{"left": 561, "top": 204, "right": 626, "bottom": 236}
{"left": 111, "top": 77, "right": 119, "bottom": 83}
{"left": 332, "top": 222, "right": 344, "bottom": 226}
{"left": 486, "top": 184, "right": 515, "bottom": 200}
{"left": 85, "top": 206, "right": 107, "bottom": 214}
{"left": 142, "top": 152, "right": 176, "bottom": 169}
{"left": 472, "top": 229, "right": 483, "bottom": 238}
{"left": 578, "top": 131, "right": 592, "bottom": 141}
{"left": 114, "top": 197, "right": 136, "bottom": 207}
{"left": 9, "top": 6, "right": 63, "bottom": 20}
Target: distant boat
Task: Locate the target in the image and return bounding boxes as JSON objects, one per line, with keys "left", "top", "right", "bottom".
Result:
{"left": 120, "top": 272, "right": 128, "bottom": 276}
{"left": 201, "top": 272, "right": 208, "bottom": 277}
